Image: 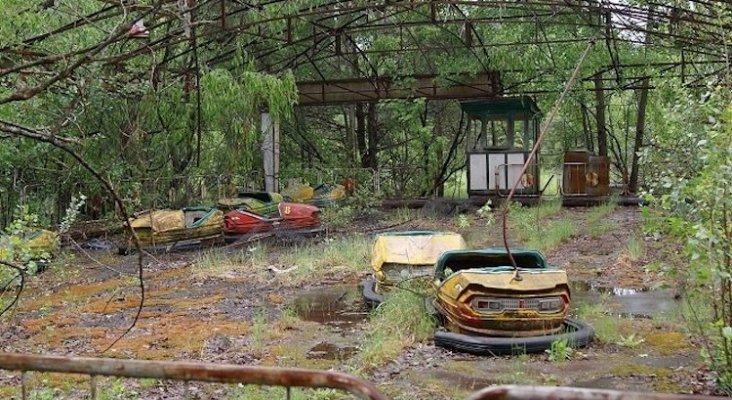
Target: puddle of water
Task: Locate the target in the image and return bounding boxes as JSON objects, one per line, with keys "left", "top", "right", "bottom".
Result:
{"left": 430, "top": 370, "right": 497, "bottom": 391}
{"left": 306, "top": 341, "right": 357, "bottom": 360}
{"left": 292, "top": 285, "right": 368, "bottom": 328}
{"left": 570, "top": 282, "right": 679, "bottom": 319}
{"left": 571, "top": 281, "right": 650, "bottom": 294}
{"left": 638, "top": 354, "right": 692, "bottom": 368}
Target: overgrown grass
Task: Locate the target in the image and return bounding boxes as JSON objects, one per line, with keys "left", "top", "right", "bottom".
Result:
{"left": 616, "top": 333, "right": 645, "bottom": 348}
{"left": 251, "top": 311, "right": 268, "bottom": 354}
{"left": 192, "top": 245, "right": 267, "bottom": 279}
{"left": 192, "top": 235, "right": 370, "bottom": 286}
{"left": 574, "top": 300, "right": 622, "bottom": 344}
{"left": 624, "top": 235, "right": 645, "bottom": 261}
{"left": 502, "top": 200, "right": 573, "bottom": 252}
{"left": 278, "top": 305, "right": 300, "bottom": 328}
{"left": 582, "top": 201, "right": 618, "bottom": 238}
{"left": 586, "top": 201, "right": 616, "bottom": 224}
{"left": 387, "top": 207, "right": 418, "bottom": 225}
{"left": 533, "top": 199, "right": 563, "bottom": 219}
{"left": 524, "top": 220, "right": 575, "bottom": 252}
{"left": 443, "top": 171, "right": 469, "bottom": 199}
{"left": 321, "top": 206, "right": 358, "bottom": 229}
{"left": 588, "top": 222, "right": 615, "bottom": 239}
{"left": 359, "top": 289, "right": 435, "bottom": 368}
{"left": 280, "top": 235, "right": 370, "bottom": 285}
{"left": 23, "top": 377, "right": 135, "bottom": 400}
{"left": 681, "top": 291, "right": 715, "bottom": 329}
{"left": 514, "top": 199, "right": 616, "bottom": 245}
{"left": 546, "top": 338, "right": 574, "bottom": 361}
{"left": 228, "top": 385, "right": 345, "bottom": 400}
{"left": 509, "top": 200, "right": 563, "bottom": 243}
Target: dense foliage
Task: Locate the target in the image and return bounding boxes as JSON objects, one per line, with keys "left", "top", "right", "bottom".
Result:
{"left": 642, "top": 85, "right": 732, "bottom": 394}
{"left": 1, "top": 1, "right": 727, "bottom": 224}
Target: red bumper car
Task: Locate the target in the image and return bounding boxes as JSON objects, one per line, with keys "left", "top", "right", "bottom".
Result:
{"left": 223, "top": 202, "right": 323, "bottom": 242}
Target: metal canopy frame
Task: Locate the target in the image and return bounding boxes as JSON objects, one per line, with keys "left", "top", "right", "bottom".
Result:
{"left": 1, "top": 0, "right": 731, "bottom": 106}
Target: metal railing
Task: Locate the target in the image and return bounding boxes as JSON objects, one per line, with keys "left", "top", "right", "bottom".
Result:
{"left": 0, "top": 353, "right": 388, "bottom": 400}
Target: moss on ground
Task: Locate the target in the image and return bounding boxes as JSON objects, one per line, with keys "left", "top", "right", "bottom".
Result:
{"left": 644, "top": 332, "right": 687, "bottom": 355}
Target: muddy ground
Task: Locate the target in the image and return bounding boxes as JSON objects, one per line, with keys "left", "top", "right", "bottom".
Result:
{"left": 0, "top": 206, "right": 719, "bottom": 399}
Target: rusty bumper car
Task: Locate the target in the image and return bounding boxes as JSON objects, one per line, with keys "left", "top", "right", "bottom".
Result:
{"left": 223, "top": 202, "right": 323, "bottom": 242}
{"left": 431, "top": 248, "right": 593, "bottom": 355}
{"left": 282, "top": 181, "right": 349, "bottom": 208}
{"left": 120, "top": 206, "right": 223, "bottom": 254}
{"left": 361, "top": 231, "right": 467, "bottom": 307}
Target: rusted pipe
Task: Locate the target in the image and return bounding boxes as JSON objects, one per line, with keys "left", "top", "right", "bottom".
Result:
{"left": 468, "top": 385, "right": 721, "bottom": 400}
{"left": 0, "top": 353, "right": 388, "bottom": 400}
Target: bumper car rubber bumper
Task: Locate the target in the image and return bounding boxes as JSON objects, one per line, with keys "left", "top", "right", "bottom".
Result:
{"left": 361, "top": 276, "right": 384, "bottom": 308}
{"left": 434, "top": 318, "right": 593, "bottom": 355}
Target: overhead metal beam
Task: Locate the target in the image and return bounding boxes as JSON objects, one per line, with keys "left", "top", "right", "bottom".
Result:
{"left": 296, "top": 72, "right": 502, "bottom": 105}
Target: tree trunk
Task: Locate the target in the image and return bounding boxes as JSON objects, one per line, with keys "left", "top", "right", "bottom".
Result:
{"left": 580, "top": 102, "right": 594, "bottom": 152}
{"left": 365, "top": 102, "right": 378, "bottom": 170}
{"left": 629, "top": 7, "right": 655, "bottom": 194}
{"left": 344, "top": 105, "right": 356, "bottom": 163}
{"left": 355, "top": 103, "right": 367, "bottom": 167}
{"left": 594, "top": 74, "right": 608, "bottom": 157}
{"left": 629, "top": 78, "right": 649, "bottom": 193}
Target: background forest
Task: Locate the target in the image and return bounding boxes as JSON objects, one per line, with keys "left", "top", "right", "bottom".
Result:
{"left": 1, "top": 0, "right": 727, "bottom": 224}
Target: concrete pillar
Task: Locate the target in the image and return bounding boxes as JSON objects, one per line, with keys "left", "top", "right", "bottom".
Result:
{"left": 261, "top": 112, "right": 280, "bottom": 192}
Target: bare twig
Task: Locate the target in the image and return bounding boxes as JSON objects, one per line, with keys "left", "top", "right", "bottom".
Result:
{"left": 0, "top": 260, "right": 26, "bottom": 316}
{"left": 67, "top": 237, "right": 134, "bottom": 277}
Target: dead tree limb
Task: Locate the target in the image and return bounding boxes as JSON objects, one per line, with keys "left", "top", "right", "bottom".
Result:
{"left": 0, "top": 122, "right": 145, "bottom": 353}
{"left": 501, "top": 38, "right": 596, "bottom": 279}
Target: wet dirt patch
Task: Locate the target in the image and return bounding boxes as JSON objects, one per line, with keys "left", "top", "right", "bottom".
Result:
{"left": 577, "top": 358, "right": 692, "bottom": 394}
{"left": 429, "top": 370, "right": 497, "bottom": 391}
{"left": 574, "top": 375, "right": 652, "bottom": 392}
{"left": 292, "top": 285, "right": 368, "bottom": 329}
{"left": 98, "top": 316, "right": 251, "bottom": 358}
